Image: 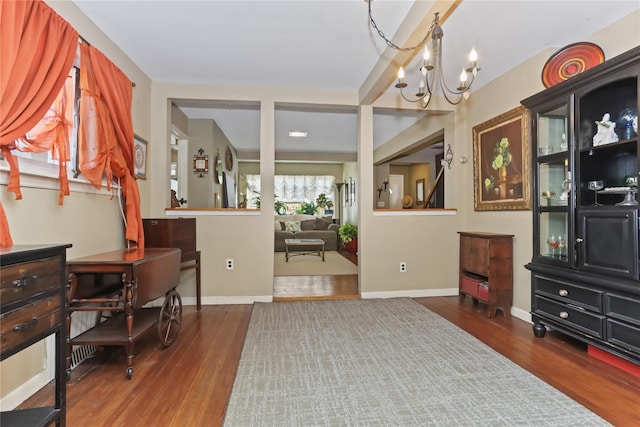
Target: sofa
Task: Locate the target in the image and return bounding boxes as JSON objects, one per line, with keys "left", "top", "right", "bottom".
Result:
{"left": 274, "top": 214, "right": 340, "bottom": 251}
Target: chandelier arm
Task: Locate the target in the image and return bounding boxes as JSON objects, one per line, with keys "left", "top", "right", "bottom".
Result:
{"left": 368, "top": 0, "right": 436, "bottom": 52}
{"left": 398, "top": 86, "right": 426, "bottom": 104}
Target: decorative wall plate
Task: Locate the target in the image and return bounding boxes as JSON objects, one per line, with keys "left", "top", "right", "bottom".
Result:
{"left": 542, "top": 42, "right": 605, "bottom": 88}
{"left": 225, "top": 146, "right": 233, "bottom": 171}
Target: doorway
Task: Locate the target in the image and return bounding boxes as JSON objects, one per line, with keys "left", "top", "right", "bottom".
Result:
{"left": 388, "top": 174, "right": 404, "bottom": 209}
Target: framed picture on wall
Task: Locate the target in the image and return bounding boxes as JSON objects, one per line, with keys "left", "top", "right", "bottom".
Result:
{"left": 473, "top": 106, "right": 531, "bottom": 211}
{"left": 344, "top": 181, "right": 349, "bottom": 206}
{"left": 349, "top": 177, "right": 355, "bottom": 206}
{"left": 416, "top": 178, "right": 425, "bottom": 205}
{"left": 134, "top": 134, "right": 148, "bottom": 180}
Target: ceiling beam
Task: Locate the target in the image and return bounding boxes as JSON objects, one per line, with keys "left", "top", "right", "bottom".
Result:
{"left": 359, "top": 0, "right": 462, "bottom": 106}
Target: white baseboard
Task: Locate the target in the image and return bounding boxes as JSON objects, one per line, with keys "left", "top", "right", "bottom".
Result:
{"left": 361, "top": 288, "right": 459, "bottom": 299}
{"left": 0, "top": 369, "right": 52, "bottom": 411}
{"left": 199, "top": 295, "right": 273, "bottom": 305}
{"left": 511, "top": 306, "right": 532, "bottom": 323}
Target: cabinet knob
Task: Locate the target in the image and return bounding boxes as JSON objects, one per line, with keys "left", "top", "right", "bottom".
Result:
{"left": 559, "top": 311, "right": 569, "bottom": 319}
{"left": 559, "top": 289, "right": 569, "bottom": 297}
{"left": 575, "top": 238, "right": 584, "bottom": 243}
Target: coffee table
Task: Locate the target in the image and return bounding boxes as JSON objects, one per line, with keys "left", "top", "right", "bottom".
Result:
{"left": 284, "top": 238, "right": 325, "bottom": 262}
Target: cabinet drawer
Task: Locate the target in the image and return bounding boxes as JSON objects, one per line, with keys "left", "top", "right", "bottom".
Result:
{"left": 534, "top": 295, "right": 605, "bottom": 339}
{"left": 460, "top": 274, "right": 482, "bottom": 297}
{"left": 459, "top": 236, "right": 489, "bottom": 275}
{"left": 534, "top": 275, "right": 603, "bottom": 313}
{"left": 1, "top": 256, "right": 62, "bottom": 307}
{"left": 606, "top": 293, "right": 640, "bottom": 327}
{"left": 0, "top": 295, "right": 61, "bottom": 354}
{"left": 607, "top": 319, "right": 640, "bottom": 355}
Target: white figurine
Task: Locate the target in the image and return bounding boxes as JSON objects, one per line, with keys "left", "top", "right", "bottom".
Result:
{"left": 593, "top": 113, "right": 619, "bottom": 146}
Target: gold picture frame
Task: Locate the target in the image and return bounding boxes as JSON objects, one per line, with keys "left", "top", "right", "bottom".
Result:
{"left": 473, "top": 106, "right": 531, "bottom": 211}
{"left": 134, "top": 134, "right": 148, "bottom": 180}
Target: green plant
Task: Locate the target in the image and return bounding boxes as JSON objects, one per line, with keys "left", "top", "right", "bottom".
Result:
{"left": 338, "top": 223, "right": 358, "bottom": 244}
{"left": 253, "top": 191, "right": 286, "bottom": 215}
{"left": 296, "top": 201, "right": 318, "bottom": 215}
{"left": 315, "top": 193, "right": 333, "bottom": 210}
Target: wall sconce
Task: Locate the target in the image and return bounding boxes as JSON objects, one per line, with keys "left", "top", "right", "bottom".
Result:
{"left": 193, "top": 148, "right": 209, "bottom": 178}
{"left": 444, "top": 144, "right": 454, "bottom": 169}
{"left": 377, "top": 186, "right": 384, "bottom": 198}
{"left": 383, "top": 177, "right": 389, "bottom": 191}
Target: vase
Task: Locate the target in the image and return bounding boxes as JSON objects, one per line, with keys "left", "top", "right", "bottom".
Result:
{"left": 345, "top": 239, "right": 358, "bottom": 254}
{"left": 499, "top": 165, "right": 508, "bottom": 198}
{"left": 499, "top": 165, "right": 507, "bottom": 181}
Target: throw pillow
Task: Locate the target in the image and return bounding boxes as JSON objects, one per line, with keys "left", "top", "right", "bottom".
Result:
{"left": 275, "top": 221, "right": 283, "bottom": 231}
{"left": 300, "top": 219, "right": 316, "bottom": 231}
{"left": 314, "top": 217, "right": 331, "bottom": 230}
{"left": 284, "top": 221, "right": 301, "bottom": 232}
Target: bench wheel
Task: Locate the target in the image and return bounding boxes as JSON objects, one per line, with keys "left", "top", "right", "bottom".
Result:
{"left": 158, "top": 290, "right": 182, "bottom": 347}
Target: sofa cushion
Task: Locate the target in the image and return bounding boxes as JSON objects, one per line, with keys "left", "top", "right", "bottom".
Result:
{"left": 296, "top": 230, "right": 337, "bottom": 241}
{"left": 275, "top": 220, "right": 283, "bottom": 231}
{"left": 314, "top": 217, "right": 331, "bottom": 230}
{"left": 283, "top": 221, "right": 301, "bottom": 232}
{"left": 300, "top": 219, "right": 316, "bottom": 231}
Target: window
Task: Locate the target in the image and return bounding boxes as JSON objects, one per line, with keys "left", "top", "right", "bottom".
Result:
{"left": 246, "top": 174, "right": 336, "bottom": 213}
{"left": 13, "top": 67, "right": 79, "bottom": 176}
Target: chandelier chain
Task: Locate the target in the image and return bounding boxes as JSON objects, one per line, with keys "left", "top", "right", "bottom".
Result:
{"left": 368, "top": 0, "right": 436, "bottom": 52}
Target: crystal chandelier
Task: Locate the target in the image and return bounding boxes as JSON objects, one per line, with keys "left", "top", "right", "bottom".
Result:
{"left": 368, "top": 3, "right": 479, "bottom": 109}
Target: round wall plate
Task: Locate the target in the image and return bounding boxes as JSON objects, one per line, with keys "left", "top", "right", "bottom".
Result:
{"left": 542, "top": 42, "right": 605, "bottom": 88}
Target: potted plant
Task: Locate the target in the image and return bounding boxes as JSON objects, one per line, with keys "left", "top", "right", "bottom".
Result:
{"left": 296, "top": 201, "right": 318, "bottom": 215}
{"left": 315, "top": 193, "right": 334, "bottom": 215}
{"left": 253, "top": 191, "right": 286, "bottom": 215}
{"left": 338, "top": 223, "right": 358, "bottom": 254}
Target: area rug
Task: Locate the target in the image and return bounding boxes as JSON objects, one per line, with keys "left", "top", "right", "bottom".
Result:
{"left": 224, "top": 298, "right": 609, "bottom": 426}
{"left": 273, "top": 251, "right": 357, "bottom": 276}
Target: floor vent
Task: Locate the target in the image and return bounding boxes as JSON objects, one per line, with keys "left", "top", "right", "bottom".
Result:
{"left": 69, "top": 310, "right": 102, "bottom": 370}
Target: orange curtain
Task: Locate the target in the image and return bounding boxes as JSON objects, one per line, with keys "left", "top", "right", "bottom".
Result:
{"left": 0, "top": 0, "right": 78, "bottom": 246}
{"left": 17, "top": 73, "right": 75, "bottom": 205}
{"left": 79, "top": 44, "right": 143, "bottom": 248}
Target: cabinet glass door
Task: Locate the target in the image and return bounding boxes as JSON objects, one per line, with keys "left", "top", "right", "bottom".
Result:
{"left": 539, "top": 212, "right": 569, "bottom": 261}
{"left": 537, "top": 106, "right": 568, "bottom": 155}
{"left": 535, "top": 103, "right": 571, "bottom": 264}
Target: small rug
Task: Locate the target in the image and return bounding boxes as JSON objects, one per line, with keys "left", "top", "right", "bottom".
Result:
{"left": 224, "top": 298, "right": 609, "bottom": 426}
{"left": 274, "top": 251, "right": 357, "bottom": 276}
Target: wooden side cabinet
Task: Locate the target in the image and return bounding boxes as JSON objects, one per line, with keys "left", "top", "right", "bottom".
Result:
{"left": 1, "top": 244, "right": 71, "bottom": 427}
{"left": 143, "top": 218, "right": 201, "bottom": 310}
{"left": 458, "top": 232, "right": 513, "bottom": 318}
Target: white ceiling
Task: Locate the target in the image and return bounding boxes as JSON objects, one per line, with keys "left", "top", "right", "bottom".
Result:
{"left": 72, "top": 0, "right": 639, "bottom": 156}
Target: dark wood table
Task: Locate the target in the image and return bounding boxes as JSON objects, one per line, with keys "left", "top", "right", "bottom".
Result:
{"left": 66, "top": 248, "right": 182, "bottom": 379}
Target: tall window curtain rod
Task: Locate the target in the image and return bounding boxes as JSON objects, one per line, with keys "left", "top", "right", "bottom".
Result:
{"left": 78, "top": 36, "right": 136, "bottom": 87}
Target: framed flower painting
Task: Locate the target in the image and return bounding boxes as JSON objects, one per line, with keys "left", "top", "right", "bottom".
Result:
{"left": 472, "top": 106, "right": 531, "bottom": 211}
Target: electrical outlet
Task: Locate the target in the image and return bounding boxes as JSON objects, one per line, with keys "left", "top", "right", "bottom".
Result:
{"left": 400, "top": 262, "right": 407, "bottom": 272}
{"left": 226, "top": 259, "right": 234, "bottom": 270}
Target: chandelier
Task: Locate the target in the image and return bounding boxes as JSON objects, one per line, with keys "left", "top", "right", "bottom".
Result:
{"left": 368, "top": 3, "right": 479, "bottom": 109}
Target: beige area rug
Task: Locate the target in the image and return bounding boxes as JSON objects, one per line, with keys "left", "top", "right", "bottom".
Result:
{"left": 224, "top": 299, "right": 609, "bottom": 426}
{"left": 274, "top": 251, "right": 357, "bottom": 276}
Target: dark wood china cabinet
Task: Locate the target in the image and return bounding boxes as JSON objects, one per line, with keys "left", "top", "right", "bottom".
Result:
{"left": 522, "top": 46, "right": 640, "bottom": 365}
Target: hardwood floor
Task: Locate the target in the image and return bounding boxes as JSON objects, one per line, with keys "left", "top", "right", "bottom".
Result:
{"left": 272, "top": 249, "right": 359, "bottom": 301}
{"left": 22, "top": 296, "right": 639, "bottom": 426}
